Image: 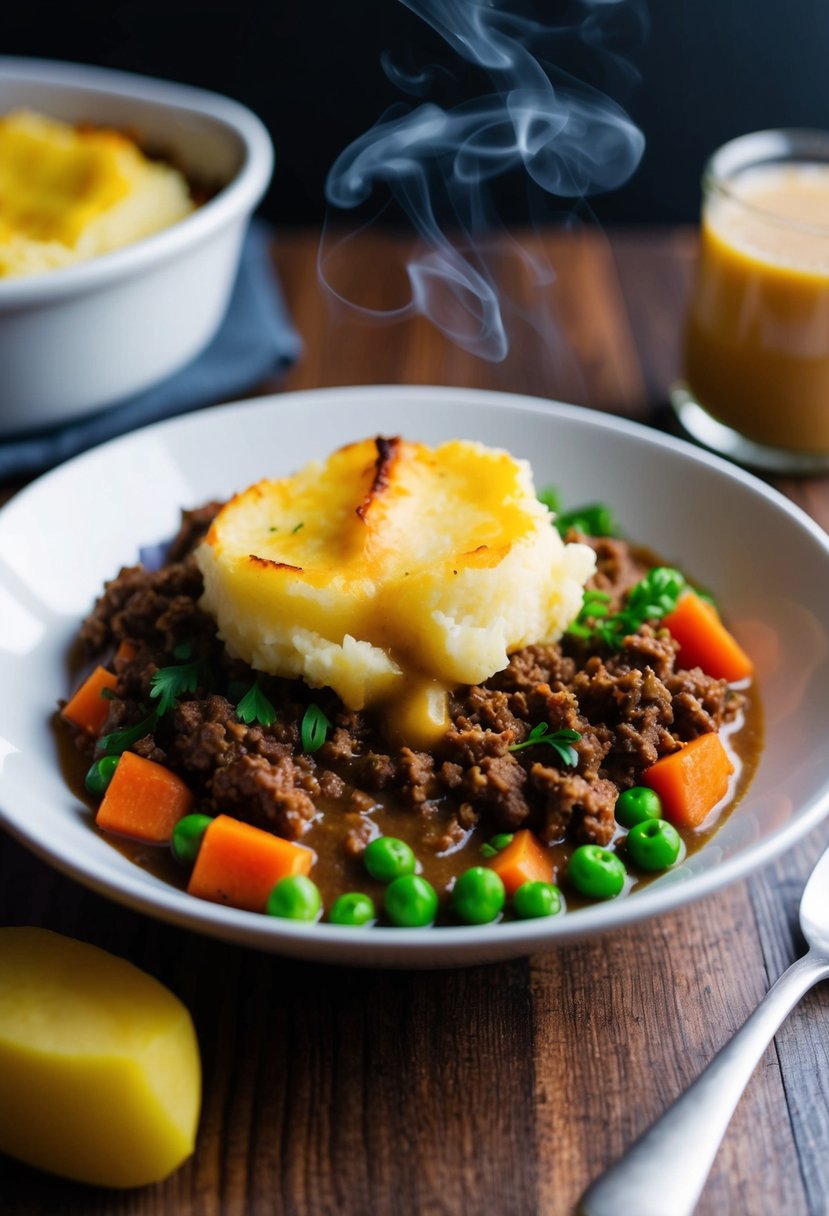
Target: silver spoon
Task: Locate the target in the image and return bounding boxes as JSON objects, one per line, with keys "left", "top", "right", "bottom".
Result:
{"left": 579, "top": 842, "right": 829, "bottom": 1216}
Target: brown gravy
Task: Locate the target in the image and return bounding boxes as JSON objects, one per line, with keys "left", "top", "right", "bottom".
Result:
{"left": 56, "top": 688, "right": 763, "bottom": 918}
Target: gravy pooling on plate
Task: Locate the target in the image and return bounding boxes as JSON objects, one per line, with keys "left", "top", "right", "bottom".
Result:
{"left": 58, "top": 437, "right": 762, "bottom": 927}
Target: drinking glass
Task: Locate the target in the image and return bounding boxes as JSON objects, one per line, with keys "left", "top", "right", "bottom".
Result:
{"left": 672, "top": 129, "right": 829, "bottom": 472}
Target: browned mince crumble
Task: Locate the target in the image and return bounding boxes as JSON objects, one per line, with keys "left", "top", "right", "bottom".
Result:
{"left": 64, "top": 503, "right": 755, "bottom": 903}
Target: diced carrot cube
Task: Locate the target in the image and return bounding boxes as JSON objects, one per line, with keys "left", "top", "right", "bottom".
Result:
{"left": 643, "top": 732, "right": 734, "bottom": 829}
{"left": 662, "top": 591, "right": 754, "bottom": 683}
{"left": 96, "top": 752, "right": 195, "bottom": 844}
{"left": 487, "top": 829, "right": 554, "bottom": 896}
{"left": 114, "top": 639, "right": 137, "bottom": 664}
{"left": 61, "top": 666, "right": 117, "bottom": 735}
{"left": 187, "top": 815, "right": 315, "bottom": 914}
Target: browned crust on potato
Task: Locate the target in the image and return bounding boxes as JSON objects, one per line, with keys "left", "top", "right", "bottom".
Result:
{"left": 356, "top": 436, "right": 401, "bottom": 523}
{"left": 248, "top": 554, "right": 303, "bottom": 572}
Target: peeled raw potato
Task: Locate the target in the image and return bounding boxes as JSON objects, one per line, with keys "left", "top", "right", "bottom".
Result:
{"left": 0, "top": 926, "right": 200, "bottom": 1187}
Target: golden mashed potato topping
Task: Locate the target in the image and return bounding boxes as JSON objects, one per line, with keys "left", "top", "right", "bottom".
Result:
{"left": 197, "top": 437, "right": 596, "bottom": 747}
{"left": 0, "top": 110, "right": 194, "bottom": 278}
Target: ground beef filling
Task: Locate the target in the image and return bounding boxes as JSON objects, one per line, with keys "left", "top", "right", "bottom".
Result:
{"left": 73, "top": 513, "right": 743, "bottom": 858}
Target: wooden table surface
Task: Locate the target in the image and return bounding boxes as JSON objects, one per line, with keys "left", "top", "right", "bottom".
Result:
{"left": 2, "top": 226, "right": 828, "bottom": 1216}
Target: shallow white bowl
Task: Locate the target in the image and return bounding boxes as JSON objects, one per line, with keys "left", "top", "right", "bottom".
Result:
{"left": 1, "top": 386, "right": 828, "bottom": 967}
{"left": 0, "top": 57, "right": 273, "bottom": 436}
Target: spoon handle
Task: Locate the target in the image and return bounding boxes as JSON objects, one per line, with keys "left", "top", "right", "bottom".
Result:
{"left": 579, "top": 951, "right": 829, "bottom": 1216}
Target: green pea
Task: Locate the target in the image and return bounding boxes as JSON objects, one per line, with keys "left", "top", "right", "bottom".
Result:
{"left": 363, "top": 836, "right": 417, "bottom": 883}
{"left": 329, "top": 892, "right": 376, "bottom": 926}
{"left": 615, "top": 786, "right": 662, "bottom": 829}
{"left": 84, "top": 754, "right": 120, "bottom": 797}
{"left": 266, "top": 875, "right": 322, "bottom": 922}
{"left": 626, "top": 818, "right": 682, "bottom": 871}
{"left": 452, "top": 867, "right": 506, "bottom": 925}
{"left": 568, "top": 844, "right": 626, "bottom": 900}
{"left": 384, "top": 875, "right": 438, "bottom": 928}
{"left": 490, "top": 833, "right": 514, "bottom": 851}
{"left": 170, "top": 813, "right": 214, "bottom": 866}
{"left": 513, "top": 881, "right": 563, "bottom": 920}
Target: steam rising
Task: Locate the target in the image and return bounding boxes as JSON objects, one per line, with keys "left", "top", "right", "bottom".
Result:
{"left": 322, "top": 0, "right": 646, "bottom": 361}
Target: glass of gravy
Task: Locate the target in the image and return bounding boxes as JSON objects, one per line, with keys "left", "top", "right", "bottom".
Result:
{"left": 672, "top": 130, "right": 829, "bottom": 472}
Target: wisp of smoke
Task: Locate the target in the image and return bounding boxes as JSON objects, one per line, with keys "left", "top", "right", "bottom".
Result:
{"left": 321, "top": 0, "right": 646, "bottom": 362}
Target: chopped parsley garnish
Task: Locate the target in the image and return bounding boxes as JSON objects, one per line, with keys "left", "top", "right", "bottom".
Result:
{"left": 537, "top": 486, "right": 561, "bottom": 515}
{"left": 97, "top": 710, "right": 159, "bottom": 756}
{"left": 235, "top": 679, "right": 277, "bottom": 727}
{"left": 226, "top": 679, "right": 251, "bottom": 703}
{"left": 508, "top": 724, "right": 581, "bottom": 766}
{"left": 538, "top": 486, "right": 617, "bottom": 538}
{"left": 568, "top": 566, "right": 686, "bottom": 649}
{"left": 571, "top": 588, "right": 612, "bottom": 626}
{"left": 149, "top": 660, "right": 207, "bottom": 716}
{"left": 97, "top": 644, "right": 208, "bottom": 754}
{"left": 556, "top": 503, "right": 616, "bottom": 538}
{"left": 300, "top": 702, "right": 331, "bottom": 753}
{"left": 291, "top": 522, "right": 304, "bottom": 534}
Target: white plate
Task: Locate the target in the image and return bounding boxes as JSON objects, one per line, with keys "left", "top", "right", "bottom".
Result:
{"left": 2, "top": 386, "right": 829, "bottom": 967}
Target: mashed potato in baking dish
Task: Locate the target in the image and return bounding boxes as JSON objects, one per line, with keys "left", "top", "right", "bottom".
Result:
{"left": 0, "top": 110, "right": 194, "bottom": 278}
{"left": 197, "top": 437, "right": 596, "bottom": 747}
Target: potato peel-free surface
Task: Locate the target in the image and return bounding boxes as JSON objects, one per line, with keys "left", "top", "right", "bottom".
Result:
{"left": 0, "top": 927, "right": 200, "bottom": 1187}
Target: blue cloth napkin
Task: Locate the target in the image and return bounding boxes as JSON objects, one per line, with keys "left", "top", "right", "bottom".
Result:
{"left": 0, "top": 221, "right": 302, "bottom": 481}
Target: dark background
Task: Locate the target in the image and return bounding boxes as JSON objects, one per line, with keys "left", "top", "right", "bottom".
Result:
{"left": 4, "top": 0, "right": 828, "bottom": 227}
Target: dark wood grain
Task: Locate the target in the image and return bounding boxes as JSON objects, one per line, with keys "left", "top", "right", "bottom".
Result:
{"left": 1, "top": 226, "right": 828, "bottom": 1216}
{"left": 746, "top": 822, "right": 829, "bottom": 1215}
{"left": 610, "top": 227, "right": 698, "bottom": 412}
